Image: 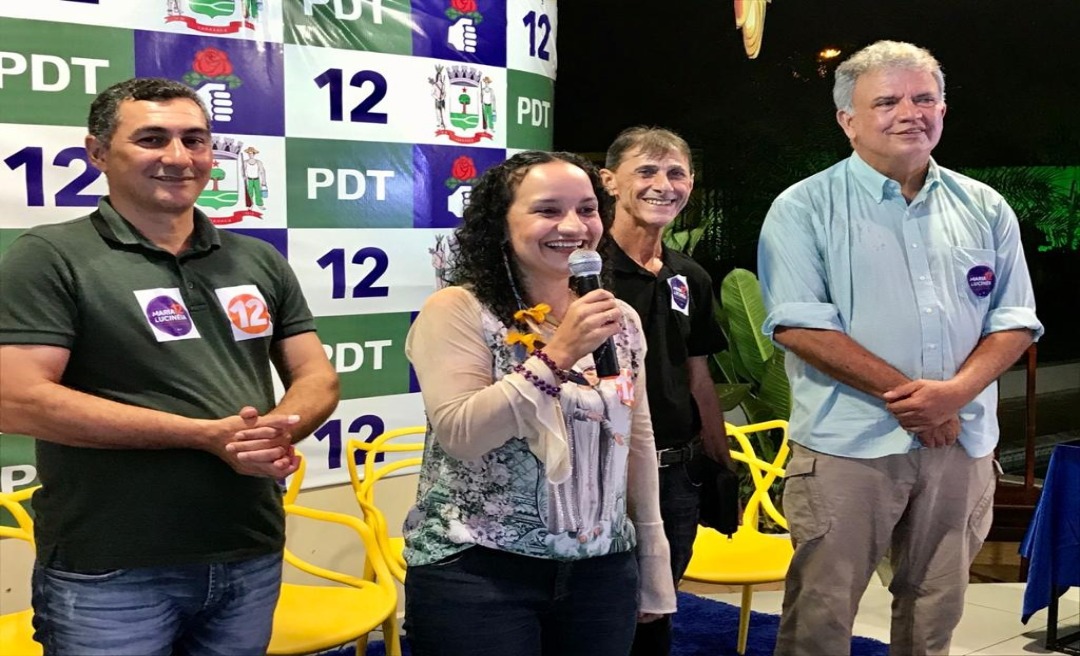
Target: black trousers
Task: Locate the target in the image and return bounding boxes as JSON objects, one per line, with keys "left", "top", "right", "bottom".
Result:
{"left": 630, "top": 451, "right": 706, "bottom": 656}
{"left": 405, "top": 546, "right": 639, "bottom": 656}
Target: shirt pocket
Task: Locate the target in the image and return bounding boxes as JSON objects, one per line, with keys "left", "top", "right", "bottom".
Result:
{"left": 781, "top": 454, "right": 831, "bottom": 545}
{"left": 951, "top": 246, "right": 996, "bottom": 306}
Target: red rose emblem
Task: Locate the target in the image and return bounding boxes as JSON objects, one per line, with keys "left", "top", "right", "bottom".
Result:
{"left": 451, "top": 156, "right": 477, "bottom": 181}
{"left": 192, "top": 48, "right": 233, "bottom": 78}
{"left": 451, "top": 0, "right": 477, "bottom": 13}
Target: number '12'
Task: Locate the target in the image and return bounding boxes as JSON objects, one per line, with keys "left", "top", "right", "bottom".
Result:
{"left": 4, "top": 146, "right": 101, "bottom": 207}
{"left": 313, "top": 415, "right": 386, "bottom": 470}
{"left": 314, "top": 68, "right": 389, "bottom": 124}
{"left": 317, "top": 247, "right": 390, "bottom": 299}
{"left": 523, "top": 11, "right": 552, "bottom": 61}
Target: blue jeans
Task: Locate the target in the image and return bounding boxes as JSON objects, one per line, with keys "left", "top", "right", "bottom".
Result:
{"left": 31, "top": 551, "right": 283, "bottom": 656}
{"left": 630, "top": 451, "right": 705, "bottom": 656}
{"left": 404, "top": 546, "right": 638, "bottom": 656}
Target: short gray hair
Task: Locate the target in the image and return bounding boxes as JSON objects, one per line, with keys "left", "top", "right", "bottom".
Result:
{"left": 833, "top": 40, "right": 945, "bottom": 113}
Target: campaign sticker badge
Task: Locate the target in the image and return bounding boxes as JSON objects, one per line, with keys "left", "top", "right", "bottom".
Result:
{"left": 134, "top": 288, "right": 201, "bottom": 342}
{"left": 215, "top": 284, "right": 274, "bottom": 341}
{"left": 967, "top": 265, "right": 995, "bottom": 298}
{"left": 668, "top": 274, "right": 690, "bottom": 316}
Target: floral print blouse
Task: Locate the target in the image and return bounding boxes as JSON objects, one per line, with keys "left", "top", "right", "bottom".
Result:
{"left": 402, "top": 286, "right": 676, "bottom": 615}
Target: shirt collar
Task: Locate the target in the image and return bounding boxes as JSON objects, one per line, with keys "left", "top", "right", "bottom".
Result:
{"left": 91, "top": 197, "right": 221, "bottom": 254}
{"left": 921, "top": 158, "right": 943, "bottom": 200}
{"left": 607, "top": 239, "right": 667, "bottom": 277}
{"left": 848, "top": 151, "right": 942, "bottom": 204}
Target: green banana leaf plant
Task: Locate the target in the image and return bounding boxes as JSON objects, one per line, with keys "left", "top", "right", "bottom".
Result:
{"left": 712, "top": 268, "right": 791, "bottom": 425}
{"left": 712, "top": 269, "right": 792, "bottom": 531}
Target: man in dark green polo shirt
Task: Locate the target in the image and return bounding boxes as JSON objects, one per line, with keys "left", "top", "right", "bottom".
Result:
{"left": 602, "top": 126, "right": 734, "bottom": 656}
{"left": 0, "top": 77, "right": 339, "bottom": 655}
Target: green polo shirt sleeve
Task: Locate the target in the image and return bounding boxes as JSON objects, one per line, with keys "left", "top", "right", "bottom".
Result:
{"left": 265, "top": 241, "right": 316, "bottom": 342}
{"left": 0, "top": 230, "right": 81, "bottom": 348}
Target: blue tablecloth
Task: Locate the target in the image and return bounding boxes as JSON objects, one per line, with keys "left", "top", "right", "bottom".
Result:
{"left": 1020, "top": 443, "right": 1080, "bottom": 623}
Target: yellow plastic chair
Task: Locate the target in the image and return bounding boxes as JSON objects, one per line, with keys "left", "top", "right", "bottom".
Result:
{"left": 270, "top": 452, "right": 401, "bottom": 656}
{"left": 345, "top": 425, "right": 426, "bottom": 584}
{"left": 0, "top": 486, "right": 42, "bottom": 656}
{"left": 682, "top": 419, "right": 793, "bottom": 656}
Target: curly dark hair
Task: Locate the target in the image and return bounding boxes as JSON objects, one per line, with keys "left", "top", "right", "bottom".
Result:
{"left": 447, "top": 150, "right": 614, "bottom": 328}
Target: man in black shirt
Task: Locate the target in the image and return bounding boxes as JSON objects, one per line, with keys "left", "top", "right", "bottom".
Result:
{"left": 603, "top": 126, "right": 734, "bottom": 655}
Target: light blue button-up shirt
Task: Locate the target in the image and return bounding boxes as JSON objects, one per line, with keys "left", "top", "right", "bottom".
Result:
{"left": 758, "top": 153, "right": 1043, "bottom": 459}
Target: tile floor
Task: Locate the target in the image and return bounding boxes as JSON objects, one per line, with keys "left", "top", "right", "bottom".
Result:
{"left": 699, "top": 580, "right": 1080, "bottom": 655}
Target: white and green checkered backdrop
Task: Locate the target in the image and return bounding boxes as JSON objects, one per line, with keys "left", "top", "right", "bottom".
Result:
{"left": 0, "top": 0, "right": 558, "bottom": 496}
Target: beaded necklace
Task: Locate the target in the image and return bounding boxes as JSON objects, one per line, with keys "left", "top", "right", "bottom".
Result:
{"left": 499, "top": 252, "right": 639, "bottom": 390}
{"left": 505, "top": 300, "right": 640, "bottom": 388}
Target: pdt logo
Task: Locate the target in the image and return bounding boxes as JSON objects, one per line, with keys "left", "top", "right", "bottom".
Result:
{"left": 134, "top": 289, "right": 202, "bottom": 342}
{"left": 966, "top": 266, "right": 995, "bottom": 298}
{"left": 445, "top": 155, "right": 479, "bottom": 220}
{"left": 668, "top": 275, "right": 690, "bottom": 316}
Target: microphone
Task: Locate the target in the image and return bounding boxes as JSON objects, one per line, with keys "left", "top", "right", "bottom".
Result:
{"left": 568, "top": 249, "right": 620, "bottom": 379}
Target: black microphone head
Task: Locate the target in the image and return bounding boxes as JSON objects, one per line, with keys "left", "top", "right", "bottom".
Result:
{"left": 568, "top": 249, "right": 602, "bottom": 278}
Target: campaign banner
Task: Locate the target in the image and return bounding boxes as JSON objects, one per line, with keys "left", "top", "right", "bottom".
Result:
{"left": 0, "top": 0, "right": 558, "bottom": 492}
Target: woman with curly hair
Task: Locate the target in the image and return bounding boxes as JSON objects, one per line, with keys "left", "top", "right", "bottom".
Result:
{"left": 402, "top": 151, "right": 675, "bottom": 655}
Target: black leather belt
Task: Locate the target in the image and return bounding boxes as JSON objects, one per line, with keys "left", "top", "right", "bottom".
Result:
{"left": 656, "top": 439, "right": 702, "bottom": 467}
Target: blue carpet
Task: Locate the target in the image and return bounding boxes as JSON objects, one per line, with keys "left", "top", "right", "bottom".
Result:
{"left": 356, "top": 591, "right": 890, "bottom": 656}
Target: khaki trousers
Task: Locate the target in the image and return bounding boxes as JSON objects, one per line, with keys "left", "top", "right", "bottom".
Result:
{"left": 774, "top": 443, "right": 996, "bottom": 656}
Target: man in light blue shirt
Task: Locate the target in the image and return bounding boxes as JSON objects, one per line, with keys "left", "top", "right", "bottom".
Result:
{"left": 759, "top": 41, "right": 1042, "bottom": 656}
